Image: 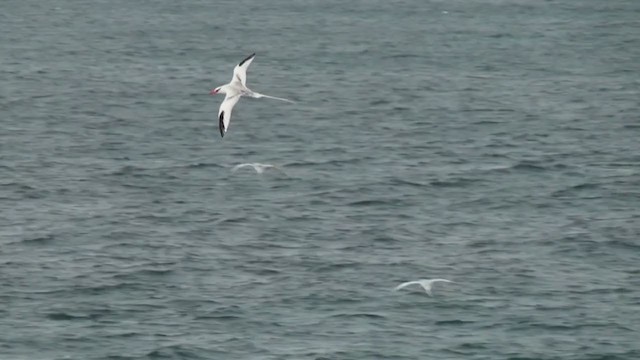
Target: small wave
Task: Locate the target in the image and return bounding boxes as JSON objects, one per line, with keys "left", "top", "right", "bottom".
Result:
{"left": 552, "top": 182, "right": 600, "bottom": 197}
{"left": 489, "top": 32, "right": 512, "bottom": 38}
{"left": 72, "top": 282, "right": 137, "bottom": 295}
{"left": 104, "top": 231, "right": 143, "bottom": 242}
{"left": 102, "top": 355, "right": 136, "bottom": 360}
{"left": 369, "top": 98, "right": 391, "bottom": 106}
{"left": 455, "top": 342, "right": 488, "bottom": 350}
{"left": 463, "top": 109, "right": 515, "bottom": 114}
{"left": 510, "top": 161, "right": 546, "bottom": 171}
{"left": 301, "top": 351, "right": 351, "bottom": 360}
{"left": 537, "top": 322, "right": 635, "bottom": 332}
{"left": 1, "top": 182, "right": 36, "bottom": 191}
{"left": 252, "top": 268, "right": 281, "bottom": 276}
{"left": 608, "top": 239, "right": 640, "bottom": 251}
{"left": 47, "top": 312, "right": 85, "bottom": 321}
{"left": 185, "top": 162, "right": 225, "bottom": 169}
{"left": 429, "top": 178, "right": 477, "bottom": 188}
{"left": 46, "top": 311, "right": 106, "bottom": 321}
{"left": 435, "top": 319, "right": 475, "bottom": 326}
{"left": 282, "top": 157, "right": 365, "bottom": 168}
{"left": 391, "top": 178, "right": 430, "bottom": 188}
{"left": 311, "top": 262, "right": 360, "bottom": 272}
{"left": 444, "top": 343, "right": 488, "bottom": 355}
{"left": 383, "top": 53, "right": 421, "bottom": 59}
{"left": 328, "top": 312, "right": 386, "bottom": 320}
{"left": 113, "top": 268, "right": 174, "bottom": 280}
{"left": 21, "top": 234, "right": 55, "bottom": 245}
{"left": 213, "top": 216, "right": 249, "bottom": 225}
{"left": 574, "top": 286, "right": 632, "bottom": 295}
{"left": 371, "top": 235, "right": 400, "bottom": 244}
{"left": 110, "top": 165, "right": 143, "bottom": 176}
{"left": 103, "top": 332, "right": 140, "bottom": 339}
{"left": 1, "top": 182, "right": 46, "bottom": 199}
{"left": 280, "top": 160, "right": 316, "bottom": 167}
{"left": 346, "top": 199, "right": 397, "bottom": 207}
{"left": 567, "top": 183, "right": 599, "bottom": 191}
{"left": 146, "top": 345, "right": 208, "bottom": 359}
{"left": 193, "top": 314, "right": 242, "bottom": 321}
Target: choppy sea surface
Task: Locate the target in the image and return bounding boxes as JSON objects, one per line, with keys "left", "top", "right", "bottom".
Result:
{"left": 2, "top": 0, "right": 639, "bottom": 359}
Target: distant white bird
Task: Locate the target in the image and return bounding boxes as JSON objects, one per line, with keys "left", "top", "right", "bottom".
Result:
{"left": 231, "top": 163, "right": 285, "bottom": 175}
{"left": 394, "top": 279, "right": 454, "bottom": 296}
{"left": 210, "top": 53, "right": 295, "bottom": 137}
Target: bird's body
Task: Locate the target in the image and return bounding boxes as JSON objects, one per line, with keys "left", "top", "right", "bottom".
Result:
{"left": 394, "top": 279, "right": 454, "bottom": 296}
{"left": 210, "top": 53, "right": 294, "bottom": 137}
{"left": 231, "top": 163, "right": 284, "bottom": 174}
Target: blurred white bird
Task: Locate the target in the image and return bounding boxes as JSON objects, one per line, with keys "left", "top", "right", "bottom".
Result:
{"left": 394, "top": 279, "right": 454, "bottom": 296}
{"left": 231, "top": 163, "right": 285, "bottom": 175}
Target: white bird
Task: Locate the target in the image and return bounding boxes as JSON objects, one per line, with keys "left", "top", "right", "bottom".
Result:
{"left": 394, "top": 279, "right": 454, "bottom": 296}
{"left": 231, "top": 163, "right": 285, "bottom": 175}
{"left": 210, "top": 53, "right": 295, "bottom": 138}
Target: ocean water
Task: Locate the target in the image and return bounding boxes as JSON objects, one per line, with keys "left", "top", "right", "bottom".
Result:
{"left": 1, "top": 0, "right": 639, "bottom": 359}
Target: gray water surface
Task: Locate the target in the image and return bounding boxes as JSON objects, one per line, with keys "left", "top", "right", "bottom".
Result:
{"left": 2, "top": 0, "right": 640, "bottom": 359}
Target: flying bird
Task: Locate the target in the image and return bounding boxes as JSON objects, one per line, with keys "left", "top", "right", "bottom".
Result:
{"left": 231, "top": 163, "right": 285, "bottom": 175}
{"left": 394, "top": 279, "right": 454, "bottom": 296}
{"left": 210, "top": 53, "right": 294, "bottom": 137}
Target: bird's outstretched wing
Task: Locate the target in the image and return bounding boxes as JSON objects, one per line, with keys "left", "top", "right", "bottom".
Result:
{"left": 231, "top": 163, "right": 286, "bottom": 175}
{"left": 218, "top": 95, "right": 240, "bottom": 137}
{"left": 231, "top": 163, "right": 256, "bottom": 173}
{"left": 430, "top": 279, "right": 453, "bottom": 284}
{"left": 394, "top": 281, "right": 420, "bottom": 291}
{"left": 231, "top": 53, "right": 256, "bottom": 87}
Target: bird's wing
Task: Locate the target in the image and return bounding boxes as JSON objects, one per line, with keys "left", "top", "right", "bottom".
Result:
{"left": 218, "top": 95, "right": 241, "bottom": 137}
{"left": 231, "top": 164, "right": 250, "bottom": 172}
{"left": 231, "top": 53, "right": 256, "bottom": 87}
{"left": 430, "top": 279, "right": 453, "bottom": 284}
{"left": 394, "top": 281, "right": 419, "bottom": 291}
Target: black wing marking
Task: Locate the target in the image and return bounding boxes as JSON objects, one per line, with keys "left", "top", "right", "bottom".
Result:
{"left": 219, "top": 111, "right": 225, "bottom": 137}
{"left": 238, "top": 53, "right": 256, "bottom": 67}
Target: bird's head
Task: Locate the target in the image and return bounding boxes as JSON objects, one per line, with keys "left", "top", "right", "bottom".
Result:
{"left": 210, "top": 87, "right": 222, "bottom": 95}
